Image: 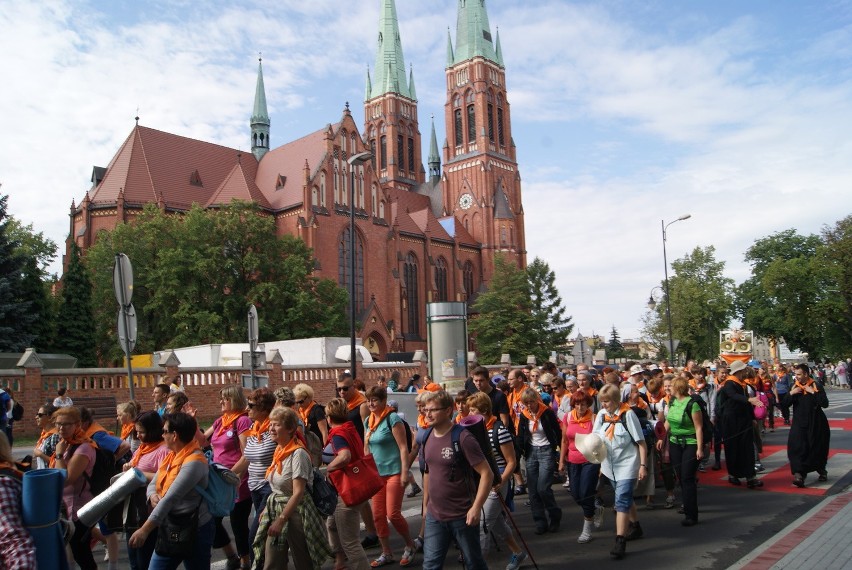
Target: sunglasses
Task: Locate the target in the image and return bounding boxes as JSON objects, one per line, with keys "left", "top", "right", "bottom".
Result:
{"left": 247, "top": 402, "right": 256, "bottom": 408}
{"left": 336, "top": 386, "right": 351, "bottom": 392}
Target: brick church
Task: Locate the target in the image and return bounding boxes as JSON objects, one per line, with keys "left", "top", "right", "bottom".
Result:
{"left": 69, "top": 0, "right": 526, "bottom": 359}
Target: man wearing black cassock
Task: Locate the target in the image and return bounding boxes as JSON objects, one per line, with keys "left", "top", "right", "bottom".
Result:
{"left": 787, "top": 363, "right": 830, "bottom": 488}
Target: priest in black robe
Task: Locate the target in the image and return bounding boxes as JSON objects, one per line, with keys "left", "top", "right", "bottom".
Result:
{"left": 786, "top": 363, "right": 830, "bottom": 488}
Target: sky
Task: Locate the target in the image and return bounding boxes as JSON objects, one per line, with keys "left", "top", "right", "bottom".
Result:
{"left": 1, "top": 0, "right": 850, "bottom": 342}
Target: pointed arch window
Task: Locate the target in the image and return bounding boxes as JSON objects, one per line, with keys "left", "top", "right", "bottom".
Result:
{"left": 333, "top": 165, "right": 340, "bottom": 203}
{"left": 404, "top": 253, "right": 420, "bottom": 336}
{"left": 435, "top": 257, "right": 448, "bottom": 302}
{"left": 380, "top": 136, "right": 387, "bottom": 169}
{"left": 497, "top": 94, "right": 505, "bottom": 146}
{"left": 467, "top": 105, "right": 476, "bottom": 143}
{"left": 371, "top": 184, "right": 378, "bottom": 213}
{"left": 338, "top": 228, "right": 365, "bottom": 316}
{"left": 453, "top": 95, "right": 463, "bottom": 146}
{"left": 312, "top": 186, "right": 319, "bottom": 207}
{"left": 397, "top": 134, "right": 405, "bottom": 171}
{"left": 320, "top": 172, "right": 326, "bottom": 205}
{"left": 408, "top": 138, "right": 415, "bottom": 174}
{"left": 463, "top": 261, "right": 475, "bottom": 302}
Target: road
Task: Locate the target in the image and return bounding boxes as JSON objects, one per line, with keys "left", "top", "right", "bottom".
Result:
{"left": 23, "top": 387, "right": 852, "bottom": 569}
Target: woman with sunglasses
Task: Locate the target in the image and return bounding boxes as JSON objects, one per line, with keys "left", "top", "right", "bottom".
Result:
{"left": 52, "top": 406, "right": 98, "bottom": 570}
{"left": 231, "top": 387, "right": 278, "bottom": 552}
{"left": 203, "top": 386, "right": 252, "bottom": 570}
{"left": 32, "top": 403, "right": 59, "bottom": 470}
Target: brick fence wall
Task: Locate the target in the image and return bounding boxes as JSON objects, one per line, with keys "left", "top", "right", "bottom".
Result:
{"left": 0, "top": 357, "right": 430, "bottom": 439}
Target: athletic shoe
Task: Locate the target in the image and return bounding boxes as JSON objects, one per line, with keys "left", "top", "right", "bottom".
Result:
{"left": 593, "top": 504, "right": 604, "bottom": 529}
{"left": 624, "top": 521, "right": 643, "bottom": 541}
{"left": 506, "top": 551, "right": 528, "bottom": 570}
{"left": 412, "top": 536, "right": 424, "bottom": 553}
{"left": 514, "top": 485, "right": 527, "bottom": 495}
{"left": 406, "top": 481, "right": 422, "bottom": 498}
{"left": 755, "top": 463, "right": 766, "bottom": 473}
{"left": 562, "top": 479, "right": 571, "bottom": 489}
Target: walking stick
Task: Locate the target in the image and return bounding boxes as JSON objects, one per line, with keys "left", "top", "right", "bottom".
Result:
{"left": 497, "top": 493, "right": 540, "bottom": 570}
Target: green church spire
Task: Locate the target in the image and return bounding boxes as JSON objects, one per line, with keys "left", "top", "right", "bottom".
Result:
{"left": 369, "top": 0, "right": 411, "bottom": 100}
{"left": 408, "top": 65, "right": 417, "bottom": 101}
{"left": 494, "top": 26, "right": 504, "bottom": 66}
{"left": 250, "top": 57, "right": 270, "bottom": 161}
{"left": 446, "top": 28, "right": 455, "bottom": 67}
{"left": 428, "top": 115, "right": 441, "bottom": 179}
{"left": 452, "top": 0, "right": 500, "bottom": 67}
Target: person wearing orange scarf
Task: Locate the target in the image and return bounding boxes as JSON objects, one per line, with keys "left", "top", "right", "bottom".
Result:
{"left": 788, "top": 364, "right": 830, "bottom": 488}
{"left": 592, "top": 384, "right": 648, "bottom": 559}
{"left": 254, "top": 406, "right": 331, "bottom": 569}
{"left": 202, "top": 385, "right": 252, "bottom": 569}
{"left": 123, "top": 410, "right": 169, "bottom": 570}
{"left": 128, "top": 412, "right": 214, "bottom": 567}
{"left": 117, "top": 400, "right": 141, "bottom": 458}
{"left": 718, "top": 361, "right": 764, "bottom": 488}
{"left": 518, "top": 387, "right": 562, "bottom": 536}
{"left": 294, "top": 383, "right": 329, "bottom": 446}
{"left": 52, "top": 406, "right": 99, "bottom": 570}
{"left": 557, "top": 389, "right": 600, "bottom": 544}
{"left": 32, "top": 403, "right": 60, "bottom": 470}
{"left": 465, "top": 391, "right": 527, "bottom": 567}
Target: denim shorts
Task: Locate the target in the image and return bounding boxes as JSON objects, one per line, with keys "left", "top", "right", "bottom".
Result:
{"left": 613, "top": 478, "right": 637, "bottom": 513}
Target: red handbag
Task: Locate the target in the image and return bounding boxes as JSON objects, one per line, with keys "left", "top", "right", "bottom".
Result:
{"left": 328, "top": 453, "right": 384, "bottom": 507}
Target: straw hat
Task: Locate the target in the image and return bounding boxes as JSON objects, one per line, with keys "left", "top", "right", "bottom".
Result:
{"left": 575, "top": 433, "right": 607, "bottom": 464}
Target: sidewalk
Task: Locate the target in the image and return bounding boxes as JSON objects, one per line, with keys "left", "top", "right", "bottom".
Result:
{"left": 729, "top": 490, "right": 852, "bottom": 569}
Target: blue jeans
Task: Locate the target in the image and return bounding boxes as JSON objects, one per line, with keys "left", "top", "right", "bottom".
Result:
{"left": 526, "top": 445, "right": 561, "bottom": 529}
{"left": 423, "top": 513, "right": 487, "bottom": 570}
{"left": 568, "top": 461, "right": 601, "bottom": 519}
{"left": 149, "top": 518, "right": 215, "bottom": 570}
{"left": 612, "top": 478, "right": 637, "bottom": 513}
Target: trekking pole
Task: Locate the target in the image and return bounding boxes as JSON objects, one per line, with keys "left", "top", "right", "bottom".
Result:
{"left": 497, "top": 493, "right": 539, "bottom": 570}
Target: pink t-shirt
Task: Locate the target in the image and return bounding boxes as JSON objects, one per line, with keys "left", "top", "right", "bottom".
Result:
{"left": 132, "top": 443, "right": 170, "bottom": 474}
{"left": 210, "top": 415, "right": 252, "bottom": 501}
{"left": 562, "top": 413, "right": 594, "bottom": 465}
{"left": 62, "top": 443, "right": 95, "bottom": 520}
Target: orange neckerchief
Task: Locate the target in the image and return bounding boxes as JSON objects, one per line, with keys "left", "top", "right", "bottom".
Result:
{"left": 724, "top": 374, "right": 749, "bottom": 390}
{"left": 35, "top": 427, "right": 58, "bottom": 449}
{"left": 120, "top": 422, "right": 135, "bottom": 441}
{"left": 218, "top": 412, "right": 247, "bottom": 437}
{"left": 367, "top": 407, "right": 393, "bottom": 432}
{"left": 603, "top": 403, "right": 632, "bottom": 440}
{"left": 417, "top": 414, "right": 429, "bottom": 429}
{"left": 794, "top": 378, "right": 820, "bottom": 393}
{"left": 346, "top": 392, "right": 367, "bottom": 412}
{"left": 507, "top": 387, "right": 525, "bottom": 431}
{"left": 454, "top": 411, "right": 469, "bottom": 424}
{"left": 585, "top": 387, "right": 598, "bottom": 398}
{"left": 647, "top": 390, "right": 665, "bottom": 404}
{"left": 155, "top": 440, "right": 206, "bottom": 497}
{"left": 631, "top": 397, "right": 648, "bottom": 410}
{"left": 49, "top": 428, "right": 97, "bottom": 468}
{"left": 265, "top": 433, "right": 307, "bottom": 478}
{"left": 569, "top": 408, "right": 593, "bottom": 428}
{"left": 689, "top": 379, "right": 707, "bottom": 392}
{"left": 247, "top": 417, "right": 271, "bottom": 440}
{"left": 484, "top": 415, "right": 497, "bottom": 431}
{"left": 84, "top": 422, "right": 112, "bottom": 438}
{"left": 130, "top": 441, "right": 165, "bottom": 468}
{"left": 521, "top": 400, "right": 547, "bottom": 433}
{"left": 298, "top": 401, "right": 316, "bottom": 427}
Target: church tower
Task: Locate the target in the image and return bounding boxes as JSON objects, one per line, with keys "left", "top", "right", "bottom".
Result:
{"left": 443, "top": 0, "right": 526, "bottom": 281}
{"left": 250, "top": 58, "right": 270, "bottom": 161}
{"left": 364, "top": 0, "right": 423, "bottom": 190}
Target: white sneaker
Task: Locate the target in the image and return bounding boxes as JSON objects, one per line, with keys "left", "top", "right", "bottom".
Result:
{"left": 562, "top": 478, "right": 571, "bottom": 488}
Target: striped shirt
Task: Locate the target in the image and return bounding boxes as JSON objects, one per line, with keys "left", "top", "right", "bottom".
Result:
{"left": 244, "top": 431, "right": 277, "bottom": 492}
{"left": 488, "top": 422, "right": 513, "bottom": 472}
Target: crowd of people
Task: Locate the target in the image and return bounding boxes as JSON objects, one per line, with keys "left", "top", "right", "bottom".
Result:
{"left": 0, "top": 355, "right": 838, "bottom": 569}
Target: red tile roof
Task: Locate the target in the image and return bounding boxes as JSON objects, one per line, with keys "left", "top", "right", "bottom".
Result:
{"left": 408, "top": 208, "right": 452, "bottom": 241}
{"left": 206, "top": 162, "right": 270, "bottom": 209}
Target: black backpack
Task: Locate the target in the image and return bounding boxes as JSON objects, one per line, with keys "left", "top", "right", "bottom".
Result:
{"left": 70, "top": 444, "right": 118, "bottom": 496}
{"left": 682, "top": 396, "right": 713, "bottom": 440}
{"left": 419, "top": 423, "right": 501, "bottom": 489}
{"left": 11, "top": 401, "right": 23, "bottom": 422}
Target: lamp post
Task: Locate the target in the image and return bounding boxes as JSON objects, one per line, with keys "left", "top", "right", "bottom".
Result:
{"left": 661, "top": 214, "right": 691, "bottom": 364}
{"left": 347, "top": 151, "right": 372, "bottom": 380}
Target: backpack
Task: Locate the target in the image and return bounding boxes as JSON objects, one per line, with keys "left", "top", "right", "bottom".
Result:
{"left": 70, "top": 444, "right": 118, "bottom": 496}
{"left": 419, "top": 421, "right": 501, "bottom": 490}
{"left": 309, "top": 467, "right": 338, "bottom": 517}
{"left": 304, "top": 430, "right": 323, "bottom": 468}
{"left": 11, "top": 401, "right": 23, "bottom": 422}
{"left": 683, "top": 396, "right": 713, "bottom": 439}
{"left": 195, "top": 458, "right": 239, "bottom": 518}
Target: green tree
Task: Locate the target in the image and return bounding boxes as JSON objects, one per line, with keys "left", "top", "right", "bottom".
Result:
{"left": 658, "top": 246, "right": 734, "bottom": 362}
{"left": 84, "top": 202, "right": 348, "bottom": 362}
{"left": 55, "top": 242, "right": 97, "bottom": 366}
{"left": 0, "top": 194, "right": 36, "bottom": 351}
{"left": 6, "top": 217, "right": 58, "bottom": 278}
{"left": 607, "top": 325, "right": 625, "bottom": 359}
{"left": 19, "top": 255, "right": 54, "bottom": 351}
{"left": 527, "top": 257, "right": 573, "bottom": 361}
{"left": 817, "top": 215, "right": 852, "bottom": 357}
{"left": 470, "top": 253, "right": 537, "bottom": 364}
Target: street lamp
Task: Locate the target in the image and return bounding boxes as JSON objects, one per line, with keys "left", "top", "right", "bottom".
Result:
{"left": 347, "top": 151, "right": 372, "bottom": 380}
{"left": 661, "top": 214, "right": 691, "bottom": 364}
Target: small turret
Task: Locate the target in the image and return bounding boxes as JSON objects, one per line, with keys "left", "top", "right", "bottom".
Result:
{"left": 250, "top": 57, "right": 271, "bottom": 161}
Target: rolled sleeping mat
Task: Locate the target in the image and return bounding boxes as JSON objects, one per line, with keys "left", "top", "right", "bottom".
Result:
{"left": 78, "top": 467, "right": 147, "bottom": 527}
{"left": 23, "top": 468, "right": 69, "bottom": 570}
{"left": 458, "top": 414, "right": 495, "bottom": 459}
